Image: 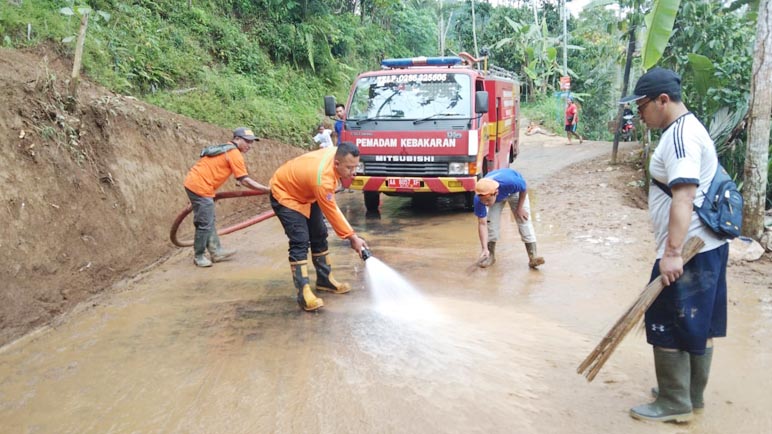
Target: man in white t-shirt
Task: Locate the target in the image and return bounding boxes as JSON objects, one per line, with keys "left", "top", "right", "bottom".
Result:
{"left": 313, "top": 124, "right": 333, "bottom": 149}
{"left": 619, "top": 68, "right": 728, "bottom": 424}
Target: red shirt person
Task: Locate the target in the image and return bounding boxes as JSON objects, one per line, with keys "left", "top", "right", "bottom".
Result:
{"left": 564, "top": 97, "right": 583, "bottom": 145}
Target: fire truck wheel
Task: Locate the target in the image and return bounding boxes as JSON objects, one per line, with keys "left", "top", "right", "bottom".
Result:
{"left": 364, "top": 191, "right": 380, "bottom": 214}
{"left": 464, "top": 192, "right": 475, "bottom": 211}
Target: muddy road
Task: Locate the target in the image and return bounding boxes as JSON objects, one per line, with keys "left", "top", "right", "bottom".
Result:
{"left": 1, "top": 136, "right": 770, "bottom": 433}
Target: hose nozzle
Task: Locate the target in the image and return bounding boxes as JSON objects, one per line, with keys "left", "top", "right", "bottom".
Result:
{"left": 361, "top": 248, "right": 372, "bottom": 261}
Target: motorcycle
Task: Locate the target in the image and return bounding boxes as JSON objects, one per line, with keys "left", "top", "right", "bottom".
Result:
{"left": 620, "top": 114, "right": 635, "bottom": 142}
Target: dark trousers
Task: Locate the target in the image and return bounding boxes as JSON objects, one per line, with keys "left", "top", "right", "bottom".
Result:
{"left": 645, "top": 243, "right": 729, "bottom": 355}
{"left": 270, "top": 194, "right": 328, "bottom": 262}
{"left": 185, "top": 188, "right": 215, "bottom": 235}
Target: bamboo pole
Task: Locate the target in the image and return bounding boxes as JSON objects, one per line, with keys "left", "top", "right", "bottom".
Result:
{"left": 577, "top": 236, "right": 705, "bottom": 382}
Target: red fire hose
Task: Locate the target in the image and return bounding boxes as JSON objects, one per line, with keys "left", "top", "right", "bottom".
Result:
{"left": 169, "top": 190, "right": 275, "bottom": 247}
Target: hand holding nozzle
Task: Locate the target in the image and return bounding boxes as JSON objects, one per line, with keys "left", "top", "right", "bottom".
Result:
{"left": 349, "top": 234, "right": 371, "bottom": 260}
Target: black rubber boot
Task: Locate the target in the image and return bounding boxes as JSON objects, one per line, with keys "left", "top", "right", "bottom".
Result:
{"left": 291, "top": 260, "right": 324, "bottom": 312}
{"left": 193, "top": 231, "right": 212, "bottom": 267}
{"left": 478, "top": 241, "right": 496, "bottom": 268}
{"left": 312, "top": 251, "right": 351, "bottom": 294}
{"left": 207, "top": 231, "right": 236, "bottom": 263}
{"left": 631, "top": 348, "right": 693, "bottom": 423}
{"left": 525, "top": 242, "right": 545, "bottom": 269}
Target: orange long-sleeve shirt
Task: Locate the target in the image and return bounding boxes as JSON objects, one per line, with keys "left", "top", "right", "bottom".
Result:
{"left": 183, "top": 147, "right": 248, "bottom": 197}
{"left": 270, "top": 148, "right": 355, "bottom": 239}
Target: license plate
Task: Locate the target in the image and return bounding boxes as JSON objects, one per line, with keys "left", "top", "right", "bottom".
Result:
{"left": 387, "top": 178, "right": 422, "bottom": 188}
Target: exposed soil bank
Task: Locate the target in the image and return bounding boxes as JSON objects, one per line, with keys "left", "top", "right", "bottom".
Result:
{"left": 0, "top": 47, "right": 301, "bottom": 344}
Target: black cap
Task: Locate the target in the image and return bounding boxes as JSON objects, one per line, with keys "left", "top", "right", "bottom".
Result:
{"left": 619, "top": 67, "right": 681, "bottom": 104}
{"left": 233, "top": 127, "right": 259, "bottom": 141}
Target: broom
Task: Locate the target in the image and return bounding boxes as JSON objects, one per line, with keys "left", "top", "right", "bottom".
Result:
{"left": 577, "top": 236, "right": 705, "bottom": 382}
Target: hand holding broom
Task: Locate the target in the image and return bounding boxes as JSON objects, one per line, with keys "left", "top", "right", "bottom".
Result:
{"left": 577, "top": 236, "right": 705, "bottom": 382}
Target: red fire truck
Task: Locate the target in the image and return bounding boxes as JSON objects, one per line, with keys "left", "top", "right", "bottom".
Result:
{"left": 325, "top": 53, "right": 520, "bottom": 213}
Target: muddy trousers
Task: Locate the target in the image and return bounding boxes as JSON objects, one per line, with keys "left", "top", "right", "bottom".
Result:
{"left": 186, "top": 188, "right": 216, "bottom": 266}
{"left": 485, "top": 192, "right": 536, "bottom": 244}
{"left": 186, "top": 188, "right": 215, "bottom": 251}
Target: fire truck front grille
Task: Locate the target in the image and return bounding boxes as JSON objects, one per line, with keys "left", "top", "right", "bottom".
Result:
{"left": 365, "top": 162, "right": 448, "bottom": 176}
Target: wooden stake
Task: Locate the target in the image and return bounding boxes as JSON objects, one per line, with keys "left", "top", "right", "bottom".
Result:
{"left": 577, "top": 236, "right": 705, "bottom": 382}
{"left": 69, "top": 12, "right": 89, "bottom": 99}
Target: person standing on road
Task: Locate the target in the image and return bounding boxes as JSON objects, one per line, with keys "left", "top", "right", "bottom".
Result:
{"left": 334, "top": 103, "right": 346, "bottom": 145}
{"left": 620, "top": 67, "right": 728, "bottom": 423}
{"left": 270, "top": 142, "right": 370, "bottom": 312}
{"left": 312, "top": 124, "right": 334, "bottom": 149}
{"left": 183, "top": 127, "right": 271, "bottom": 267}
{"left": 565, "top": 96, "right": 583, "bottom": 145}
{"left": 474, "top": 168, "right": 545, "bottom": 269}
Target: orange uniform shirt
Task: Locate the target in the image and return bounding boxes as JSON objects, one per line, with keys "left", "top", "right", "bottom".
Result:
{"left": 183, "top": 148, "right": 248, "bottom": 198}
{"left": 270, "top": 148, "right": 355, "bottom": 239}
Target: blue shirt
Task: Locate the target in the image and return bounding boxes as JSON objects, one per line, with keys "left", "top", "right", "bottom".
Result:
{"left": 473, "top": 168, "right": 527, "bottom": 218}
{"left": 334, "top": 119, "right": 344, "bottom": 145}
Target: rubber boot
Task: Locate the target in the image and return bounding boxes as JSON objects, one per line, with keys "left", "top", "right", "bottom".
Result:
{"left": 689, "top": 347, "right": 712, "bottom": 412}
{"left": 207, "top": 231, "right": 236, "bottom": 263}
{"left": 193, "top": 231, "right": 213, "bottom": 267}
{"left": 312, "top": 251, "right": 351, "bottom": 294}
{"left": 291, "top": 260, "right": 324, "bottom": 312}
{"left": 631, "top": 348, "right": 693, "bottom": 423}
{"left": 525, "top": 242, "right": 545, "bottom": 269}
{"left": 478, "top": 241, "right": 496, "bottom": 268}
{"left": 651, "top": 347, "right": 712, "bottom": 414}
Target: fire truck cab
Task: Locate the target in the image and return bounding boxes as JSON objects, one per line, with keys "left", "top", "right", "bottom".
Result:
{"left": 325, "top": 54, "right": 520, "bottom": 214}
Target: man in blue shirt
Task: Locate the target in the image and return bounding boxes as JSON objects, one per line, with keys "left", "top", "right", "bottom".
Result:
{"left": 474, "top": 168, "right": 544, "bottom": 269}
{"left": 334, "top": 103, "right": 345, "bottom": 145}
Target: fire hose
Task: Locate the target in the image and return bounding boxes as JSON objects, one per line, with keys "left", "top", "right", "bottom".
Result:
{"left": 169, "top": 190, "right": 275, "bottom": 247}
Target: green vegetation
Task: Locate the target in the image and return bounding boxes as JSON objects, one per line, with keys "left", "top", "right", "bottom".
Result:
{"left": 1, "top": 0, "right": 768, "bottom": 206}
{"left": 1, "top": 0, "right": 438, "bottom": 145}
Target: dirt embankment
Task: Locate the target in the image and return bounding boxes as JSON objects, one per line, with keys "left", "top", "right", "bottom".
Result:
{"left": 0, "top": 47, "right": 302, "bottom": 345}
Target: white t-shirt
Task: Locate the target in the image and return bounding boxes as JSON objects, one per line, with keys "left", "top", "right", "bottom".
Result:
{"left": 313, "top": 129, "right": 333, "bottom": 148}
{"left": 648, "top": 112, "right": 727, "bottom": 258}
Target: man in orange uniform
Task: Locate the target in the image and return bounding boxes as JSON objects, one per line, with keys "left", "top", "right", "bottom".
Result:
{"left": 270, "top": 142, "right": 369, "bottom": 311}
{"left": 184, "top": 127, "right": 270, "bottom": 267}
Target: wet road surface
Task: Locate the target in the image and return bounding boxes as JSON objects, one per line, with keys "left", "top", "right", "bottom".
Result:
{"left": 1, "top": 138, "right": 770, "bottom": 433}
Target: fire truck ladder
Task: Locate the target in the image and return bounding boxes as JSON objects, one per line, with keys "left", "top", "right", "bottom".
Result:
{"left": 487, "top": 64, "right": 519, "bottom": 82}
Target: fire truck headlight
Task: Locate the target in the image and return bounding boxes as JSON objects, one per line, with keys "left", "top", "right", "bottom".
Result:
{"left": 448, "top": 162, "right": 468, "bottom": 175}
{"left": 356, "top": 162, "right": 365, "bottom": 174}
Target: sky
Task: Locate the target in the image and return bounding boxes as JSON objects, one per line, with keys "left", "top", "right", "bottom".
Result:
{"left": 566, "top": 0, "right": 593, "bottom": 17}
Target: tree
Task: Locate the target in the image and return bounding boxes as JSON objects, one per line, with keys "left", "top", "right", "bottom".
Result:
{"left": 591, "top": 0, "right": 681, "bottom": 163}
{"left": 743, "top": 0, "right": 771, "bottom": 238}
{"left": 494, "top": 11, "right": 581, "bottom": 100}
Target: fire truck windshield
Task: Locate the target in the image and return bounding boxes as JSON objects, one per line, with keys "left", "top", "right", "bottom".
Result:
{"left": 348, "top": 73, "right": 472, "bottom": 122}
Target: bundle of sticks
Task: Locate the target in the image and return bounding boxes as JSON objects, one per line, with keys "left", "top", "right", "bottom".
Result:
{"left": 577, "top": 236, "right": 705, "bottom": 382}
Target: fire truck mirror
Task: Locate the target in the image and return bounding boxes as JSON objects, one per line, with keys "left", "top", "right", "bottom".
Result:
{"left": 324, "top": 96, "right": 337, "bottom": 116}
{"left": 475, "top": 91, "right": 489, "bottom": 114}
